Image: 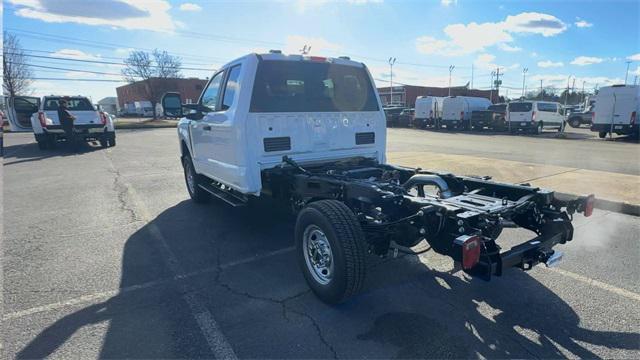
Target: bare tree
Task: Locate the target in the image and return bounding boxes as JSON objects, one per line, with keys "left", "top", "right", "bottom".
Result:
{"left": 3, "top": 32, "right": 33, "bottom": 98}
{"left": 122, "top": 49, "right": 182, "bottom": 119}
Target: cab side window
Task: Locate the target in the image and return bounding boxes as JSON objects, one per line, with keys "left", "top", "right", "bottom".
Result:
{"left": 201, "top": 71, "right": 225, "bottom": 112}
{"left": 538, "top": 103, "right": 558, "bottom": 112}
{"left": 221, "top": 65, "right": 242, "bottom": 111}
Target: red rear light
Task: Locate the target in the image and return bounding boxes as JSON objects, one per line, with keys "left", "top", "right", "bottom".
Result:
{"left": 631, "top": 111, "right": 636, "bottom": 125}
{"left": 38, "top": 112, "right": 47, "bottom": 127}
{"left": 309, "top": 56, "right": 327, "bottom": 62}
{"left": 99, "top": 111, "right": 108, "bottom": 125}
{"left": 584, "top": 194, "right": 595, "bottom": 217}
{"left": 531, "top": 111, "right": 536, "bottom": 123}
{"left": 460, "top": 111, "right": 464, "bottom": 120}
{"left": 455, "top": 235, "right": 481, "bottom": 269}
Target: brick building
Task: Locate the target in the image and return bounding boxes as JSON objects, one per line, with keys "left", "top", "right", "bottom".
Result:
{"left": 116, "top": 77, "right": 208, "bottom": 110}
{"left": 378, "top": 85, "right": 497, "bottom": 107}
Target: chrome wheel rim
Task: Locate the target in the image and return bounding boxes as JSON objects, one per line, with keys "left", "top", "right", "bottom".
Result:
{"left": 185, "top": 160, "right": 196, "bottom": 195}
{"left": 303, "top": 225, "right": 334, "bottom": 285}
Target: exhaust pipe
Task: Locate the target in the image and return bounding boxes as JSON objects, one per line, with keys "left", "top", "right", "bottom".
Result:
{"left": 403, "top": 174, "right": 453, "bottom": 198}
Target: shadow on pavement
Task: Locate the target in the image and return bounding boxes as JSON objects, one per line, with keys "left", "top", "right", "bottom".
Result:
{"left": 16, "top": 199, "right": 639, "bottom": 359}
{"left": 3, "top": 141, "right": 104, "bottom": 166}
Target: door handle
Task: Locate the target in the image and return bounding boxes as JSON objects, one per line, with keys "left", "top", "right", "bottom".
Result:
{"left": 203, "top": 125, "right": 212, "bottom": 131}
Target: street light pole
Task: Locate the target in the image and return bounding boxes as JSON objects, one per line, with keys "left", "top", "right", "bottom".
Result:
{"left": 521, "top": 68, "right": 528, "bottom": 97}
{"left": 489, "top": 71, "right": 496, "bottom": 103}
{"left": 388, "top": 57, "right": 396, "bottom": 106}
{"left": 448, "top": 65, "right": 455, "bottom": 96}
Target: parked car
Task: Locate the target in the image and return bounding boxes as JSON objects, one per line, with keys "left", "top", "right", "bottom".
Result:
{"left": 507, "top": 101, "right": 564, "bottom": 134}
{"left": 470, "top": 103, "right": 507, "bottom": 131}
{"left": 590, "top": 85, "right": 638, "bottom": 138}
{"left": 413, "top": 96, "right": 444, "bottom": 129}
{"left": 5, "top": 95, "right": 116, "bottom": 149}
{"left": 383, "top": 106, "right": 406, "bottom": 127}
{"left": 397, "top": 108, "right": 414, "bottom": 127}
{"left": 441, "top": 96, "right": 491, "bottom": 130}
{"left": 567, "top": 105, "right": 594, "bottom": 128}
{"left": 161, "top": 51, "right": 593, "bottom": 304}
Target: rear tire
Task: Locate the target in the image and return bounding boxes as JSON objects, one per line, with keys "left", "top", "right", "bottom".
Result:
{"left": 296, "top": 200, "right": 366, "bottom": 304}
{"left": 598, "top": 131, "right": 607, "bottom": 139}
{"left": 569, "top": 118, "right": 581, "bottom": 128}
{"left": 182, "top": 154, "right": 211, "bottom": 203}
{"left": 534, "top": 122, "right": 543, "bottom": 135}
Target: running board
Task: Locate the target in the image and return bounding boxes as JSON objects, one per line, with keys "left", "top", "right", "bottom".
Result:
{"left": 198, "top": 183, "right": 247, "bottom": 207}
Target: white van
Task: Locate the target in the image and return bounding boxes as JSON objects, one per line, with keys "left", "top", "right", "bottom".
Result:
{"left": 414, "top": 96, "right": 444, "bottom": 128}
{"left": 590, "top": 85, "right": 639, "bottom": 138}
{"left": 440, "top": 96, "right": 491, "bottom": 130}
{"left": 507, "top": 101, "right": 564, "bottom": 134}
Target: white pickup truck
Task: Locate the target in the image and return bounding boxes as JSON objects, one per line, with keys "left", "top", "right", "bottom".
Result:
{"left": 162, "top": 51, "right": 594, "bottom": 304}
{"left": 5, "top": 95, "right": 116, "bottom": 149}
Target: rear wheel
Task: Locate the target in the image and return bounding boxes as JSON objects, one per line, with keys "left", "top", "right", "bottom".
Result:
{"left": 598, "top": 131, "right": 607, "bottom": 139}
{"left": 296, "top": 200, "right": 366, "bottom": 304}
{"left": 182, "top": 154, "right": 211, "bottom": 203}
{"left": 534, "top": 122, "right": 543, "bottom": 135}
{"left": 569, "top": 118, "right": 581, "bottom": 128}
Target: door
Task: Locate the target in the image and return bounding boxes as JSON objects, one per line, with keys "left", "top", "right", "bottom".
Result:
{"left": 202, "top": 64, "right": 242, "bottom": 185}
{"left": 191, "top": 69, "right": 225, "bottom": 175}
{"left": 537, "top": 102, "right": 561, "bottom": 127}
{"left": 6, "top": 96, "right": 40, "bottom": 132}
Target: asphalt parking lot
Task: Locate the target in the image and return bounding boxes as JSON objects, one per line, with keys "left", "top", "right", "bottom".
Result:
{"left": 2, "top": 128, "right": 639, "bottom": 359}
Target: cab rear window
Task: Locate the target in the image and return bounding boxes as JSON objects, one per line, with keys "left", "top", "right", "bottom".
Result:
{"left": 509, "top": 102, "right": 533, "bottom": 112}
{"left": 43, "top": 98, "right": 94, "bottom": 111}
{"left": 250, "top": 60, "right": 379, "bottom": 112}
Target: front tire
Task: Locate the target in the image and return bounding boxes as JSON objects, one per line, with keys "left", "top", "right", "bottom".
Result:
{"left": 182, "top": 154, "right": 210, "bottom": 203}
{"left": 295, "top": 200, "right": 366, "bottom": 304}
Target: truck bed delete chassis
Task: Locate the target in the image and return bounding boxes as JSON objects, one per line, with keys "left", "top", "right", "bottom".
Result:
{"left": 263, "top": 156, "right": 593, "bottom": 278}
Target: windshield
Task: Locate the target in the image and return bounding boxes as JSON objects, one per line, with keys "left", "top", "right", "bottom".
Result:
{"left": 489, "top": 104, "right": 506, "bottom": 112}
{"left": 509, "top": 102, "right": 533, "bottom": 112}
{"left": 44, "top": 98, "right": 94, "bottom": 111}
{"left": 250, "top": 60, "right": 379, "bottom": 112}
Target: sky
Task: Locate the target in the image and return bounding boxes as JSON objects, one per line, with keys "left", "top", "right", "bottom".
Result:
{"left": 3, "top": 0, "right": 640, "bottom": 102}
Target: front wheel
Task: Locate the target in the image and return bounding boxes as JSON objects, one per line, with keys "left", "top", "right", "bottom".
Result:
{"left": 598, "top": 131, "right": 607, "bottom": 139}
{"left": 295, "top": 200, "right": 366, "bottom": 304}
{"left": 182, "top": 154, "right": 211, "bottom": 203}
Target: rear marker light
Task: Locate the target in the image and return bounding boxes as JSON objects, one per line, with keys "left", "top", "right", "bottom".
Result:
{"left": 455, "top": 234, "right": 481, "bottom": 269}
{"left": 38, "top": 112, "right": 47, "bottom": 128}
{"left": 309, "top": 56, "right": 327, "bottom": 62}
{"left": 531, "top": 111, "right": 536, "bottom": 123}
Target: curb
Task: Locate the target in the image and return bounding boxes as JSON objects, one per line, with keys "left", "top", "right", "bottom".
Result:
{"left": 557, "top": 192, "right": 640, "bottom": 217}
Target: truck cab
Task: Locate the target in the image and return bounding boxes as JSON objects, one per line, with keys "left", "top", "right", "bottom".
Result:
{"left": 164, "top": 52, "right": 384, "bottom": 195}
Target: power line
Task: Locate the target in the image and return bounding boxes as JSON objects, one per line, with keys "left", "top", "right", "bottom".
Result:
{"left": 8, "top": 62, "right": 123, "bottom": 76}
{"left": 30, "top": 77, "right": 125, "bottom": 82}
{"left": 21, "top": 48, "right": 216, "bottom": 67}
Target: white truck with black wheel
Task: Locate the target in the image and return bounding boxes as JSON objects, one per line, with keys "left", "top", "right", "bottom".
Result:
{"left": 590, "top": 85, "right": 639, "bottom": 138}
{"left": 163, "top": 51, "right": 594, "bottom": 304}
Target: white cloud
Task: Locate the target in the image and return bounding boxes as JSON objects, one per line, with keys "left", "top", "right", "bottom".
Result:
{"left": 537, "top": 60, "right": 564, "bottom": 68}
{"left": 179, "top": 3, "right": 201, "bottom": 11}
{"left": 8, "top": 0, "right": 178, "bottom": 32}
{"left": 570, "top": 56, "right": 604, "bottom": 66}
{"left": 531, "top": 51, "right": 539, "bottom": 57}
{"left": 441, "top": 0, "right": 457, "bottom": 6}
{"left": 52, "top": 49, "right": 101, "bottom": 61}
{"left": 627, "top": 53, "right": 640, "bottom": 61}
{"left": 574, "top": 17, "right": 593, "bottom": 28}
{"left": 473, "top": 53, "right": 519, "bottom": 72}
{"left": 416, "top": 12, "right": 566, "bottom": 56}
{"left": 497, "top": 43, "right": 522, "bottom": 52}
{"left": 284, "top": 35, "right": 341, "bottom": 55}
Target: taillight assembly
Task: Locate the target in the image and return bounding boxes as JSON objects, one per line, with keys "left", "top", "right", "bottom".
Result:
{"left": 631, "top": 111, "right": 637, "bottom": 125}
{"left": 454, "top": 234, "right": 481, "bottom": 269}
{"left": 583, "top": 194, "right": 595, "bottom": 217}
{"left": 99, "top": 111, "right": 108, "bottom": 125}
{"left": 591, "top": 112, "right": 595, "bottom": 124}
{"left": 531, "top": 111, "right": 536, "bottom": 123}
{"left": 38, "top": 112, "right": 47, "bottom": 128}
{"left": 460, "top": 111, "right": 464, "bottom": 120}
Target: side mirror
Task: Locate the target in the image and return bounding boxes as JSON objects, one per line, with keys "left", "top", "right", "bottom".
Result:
{"left": 161, "top": 92, "right": 184, "bottom": 118}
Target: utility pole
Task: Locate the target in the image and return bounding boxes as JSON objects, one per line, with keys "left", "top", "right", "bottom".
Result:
{"left": 495, "top": 67, "right": 501, "bottom": 101}
{"left": 448, "top": 65, "right": 455, "bottom": 96}
{"left": 471, "top": 63, "right": 474, "bottom": 89}
{"left": 625, "top": 60, "right": 632, "bottom": 84}
{"left": 521, "top": 67, "right": 528, "bottom": 97}
{"left": 388, "top": 57, "right": 396, "bottom": 106}
{"left": 540, "top": 79, "right": 543, "bottom": 100}
{"left": 300, "top": 45, "right": 311, "bottom": 55}
{"left": 581, "top": 80, "right": 586, "bottom": 104}
{"left": 489, "top": 71, "right": 496, "bottom": 103}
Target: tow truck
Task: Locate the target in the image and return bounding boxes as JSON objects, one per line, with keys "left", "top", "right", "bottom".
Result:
{"left": 162, "top": 51, "right": 594, "bottom": 304}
